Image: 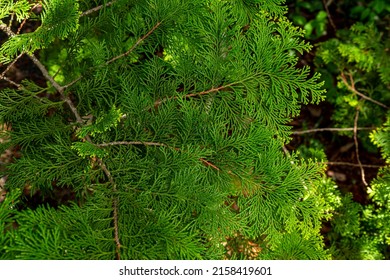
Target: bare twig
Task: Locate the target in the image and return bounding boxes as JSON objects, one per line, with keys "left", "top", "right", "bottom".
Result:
{"left": 341, "top": 72, "right": 389, "bottom": 109}
{"left": 0, "top": 76, "right": 22, "bottom": 88}
{"left": 322, "top": 0, "right": 336, "bottom": 32}
{"left": 106, "top": 21, "right": 162, "bottom": 65}
{"left": 0, "top": 53, "right": 24, "bottom": 79}
{"left": 0, "top": 24, "right": 15, "bottom": 37}
{"left": 63, "top": 76, "right": 83, "bottom": 90}
{"left": 292, "top": 126, "right": 374, "bottom": 135}
{"left": 8, "top": 13, "right": 14, "bottom": 28}
{"left": 354, "top": 108, "right": 368, "bottom": 186}
{"left": 80, "top": 1, "right": 116, "bottom": 17}
{"left": 324, "top": 161, "right": 383, "bottom": 168}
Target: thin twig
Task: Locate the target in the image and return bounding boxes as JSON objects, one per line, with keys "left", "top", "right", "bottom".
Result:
{"left": 28, "top": 54, "right": 85, "bottom": 124}
{"left": 63, "top": 76, "right": 83, "bottom": 90}
{"left": 199, "top": 158, "right": 220, "bottom": 171}
{"left": 97, "top": 141, "right": 169, "bottom": 148}
{"left": 0, "top": 24, "right": 15, "bottom": 37}
{"left": 80, "top": 1, "right": 116, "bottom": 17}
{"left": 64, "top": 20, "right": 162, "bottom": 89}
{"left": 0, "top": 53, "right": 24, "bottom": 80}
{"left": 354, "top": 108, "right": 368, "bottom": 186}
{"left": 105, "top": 21, "right": 162, "bottom": 65}
{"left": 154, "top": 80, "right": 242, "bottom": 107}
{"left": 324, "top": 161, "right": 383, "bottom": 168}
{"left": 16, "top": 3, "right": 42, "bottom": 35}
{"left": 322, "top": 0, "right": 336, "bottom": 32}
{"left": 292, "top": 126, "right": 374, "bottom": 135}
{"left": 0, "top": 76, "right": 22, "bottom": 88}
{"left": 8, "top": 13, "right": 14, "bottom": 28}
{"left": 340, "top": 72, "right": 388, "bottom": 109}
{"left": 97, "top": 159, "right": 121, "bottom": 260}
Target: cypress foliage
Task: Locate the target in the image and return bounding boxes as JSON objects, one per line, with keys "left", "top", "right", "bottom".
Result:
{"left": 0, "top": 0, "right": 327, "bottom": 259}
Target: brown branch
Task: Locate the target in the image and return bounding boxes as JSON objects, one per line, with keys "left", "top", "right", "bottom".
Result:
{"left": 0, "top": 53, "right": 23, "bottom": 79}
{"left": 199, "top": 158, "right": 220, "bottom": 171}
{"left": 97, "top": 158, "right": 121, "bottom": 260}
{"left": 63, "top": 76, "right": 83, "bottom": 90}
{"left": 105, "top": 21, "right": 162, "bottom": 65}
{"left": 0, "top": 76, "right": 22, "bottom": 88}
{"left": 154, "top": 81, "right": 242, "bottom": 108}
{"left": 97, "top": 141, "right": 169, "bottom": 148}
{"left": 324, "top": 161, "right": 383, "bottom": 168}
{"left": 340, "top": 72, "right": 389, "bottom": 109}
{"left": 80, "top": 1, "right": 116, "bottom": 17}
{"left": 0, "top": 24, "right": 15, "bottom": 37}
{"left": 185, "top": 83, "right": 237, "bottom": 98}
{"left": 16, "top": 3, "right": 42, "bottom": 35}
{"left": 322, "top": 0, "right": 336, "bottom": 32}
{"left": 354, "top": 108, "right": 368, "bottom": 186}
{"left": 292, "top": 127, "right": 374, "bottom": 135}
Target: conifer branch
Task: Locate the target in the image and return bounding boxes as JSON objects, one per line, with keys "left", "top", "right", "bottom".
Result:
{"left": 97, "top": 159, "right": 121, "bottom": 260}
{"left": 16, "top": 3, "right": 42, "bottom": 35}
{"left": 65, "top": 20, "right": 162, "bottom": 89}
{"left": 97, "top": 141, "right": 221, "bottom": 171}
{"left": 354, "top": 108, "right": 368, "bottom": 186}
{"left": 340, "top": 72, "right": 389, "bottom": 109}
{"left": 30, "top": 50, "right": 123, "bottom": 258}
{"left": 97, "top": 141, "right": 169, "bottom": 148}
{"left": 185, "top": 82, "right": 237, "bottom": 98}
{"left": 105, "top": 21, "right": 162, "bottom": 65}
{"left": 80, "top": 1, "right": 116, "bottom": 17}
{"left": 0, "top": 23, "right": 123, "bottom": 259}
{"left": 154, "top": 79, "right": 249, "bottom": 107}
{"left": 28, "top": 54, "right": 85, "bottom": 124}
{"left": 292, "top": 126, "right": 374, "bottom": 135}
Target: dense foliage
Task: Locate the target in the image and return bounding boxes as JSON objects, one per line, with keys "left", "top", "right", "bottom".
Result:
{"left": 0, "top": 0, "right": 389, "bottom": 260}
{"left": 0, "top": 0, "right": 329, "bottom": 260}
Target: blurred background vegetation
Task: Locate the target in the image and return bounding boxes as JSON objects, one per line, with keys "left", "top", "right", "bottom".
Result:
{"left": 285, "top": 0, "right": 390, "bottom": 259}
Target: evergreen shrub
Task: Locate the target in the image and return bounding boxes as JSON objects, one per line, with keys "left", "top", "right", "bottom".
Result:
{"left": 0, "top": 0, "right": 328, "bottom": 259}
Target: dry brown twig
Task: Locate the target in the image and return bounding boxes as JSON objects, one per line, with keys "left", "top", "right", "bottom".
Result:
{"left": 324, "top": 162, "right": 383, "bottom": 169}
{"left": 353, "top": 107, "right": 368, "bottom": 186}
{"left": 292, "top": 126, "right": 374, "bottom": 135}
{"left": 105, "top": 21, "right": 162, "bottom": 65}
{"left": 322, "top": 0, "right": 337, "bottom": 32}
{"left": 80, "top": 0, "right": 116, "bottom": 17}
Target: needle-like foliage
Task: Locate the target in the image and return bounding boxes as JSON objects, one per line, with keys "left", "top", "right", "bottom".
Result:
{"left": 0, "top": 0, "right": 327, "bottom": 259}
